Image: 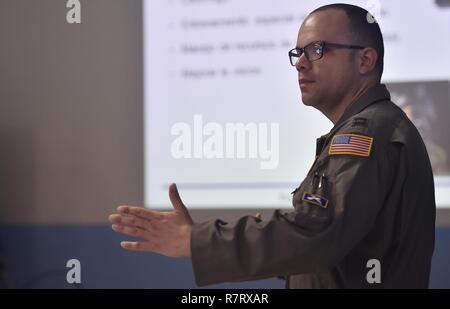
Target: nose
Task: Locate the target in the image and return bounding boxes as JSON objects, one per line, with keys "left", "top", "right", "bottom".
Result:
{"left": 295, "top": 52, "right": 311, "bottom": 72}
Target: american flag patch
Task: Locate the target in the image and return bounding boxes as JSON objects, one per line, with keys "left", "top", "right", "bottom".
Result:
{"left": 329, "top": 134, "right": 373, "bottom": 157}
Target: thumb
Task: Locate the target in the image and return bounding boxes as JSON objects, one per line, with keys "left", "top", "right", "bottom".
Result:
{"left": 169, "top": 183, "right": 191, "bottom": 220}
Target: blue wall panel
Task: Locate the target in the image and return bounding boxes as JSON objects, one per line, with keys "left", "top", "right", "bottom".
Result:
{"left": 0, "top": 225, "right": 448, "bottom": 289}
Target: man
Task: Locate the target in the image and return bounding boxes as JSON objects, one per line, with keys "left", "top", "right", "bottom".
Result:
{"left": 109, "top": 4, "right": 436, "bottom": 288}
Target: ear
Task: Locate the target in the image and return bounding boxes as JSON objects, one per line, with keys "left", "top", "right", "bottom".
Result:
{"left": 358, "top": 48, "right": 378, "bottom": 75}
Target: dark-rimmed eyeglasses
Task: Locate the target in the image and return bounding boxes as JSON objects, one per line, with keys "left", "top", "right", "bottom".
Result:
{"left": 288, "top": 41, "right": 366, "bottom": 66}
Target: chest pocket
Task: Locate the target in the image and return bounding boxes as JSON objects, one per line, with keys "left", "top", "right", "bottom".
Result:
{"left": 291, "top": 165, "right": 335, "bottom": 232}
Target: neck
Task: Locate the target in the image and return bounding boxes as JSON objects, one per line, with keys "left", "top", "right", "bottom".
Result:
{"left": 322, "top": 80, "right": 377, "bottom": 125}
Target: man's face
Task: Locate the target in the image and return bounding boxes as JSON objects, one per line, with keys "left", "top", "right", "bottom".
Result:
{"left": 296, "top": 10, "right": 359, "bottom": 111}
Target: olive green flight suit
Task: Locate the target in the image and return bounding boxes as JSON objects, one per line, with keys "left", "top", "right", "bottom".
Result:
{"left": 191, "top": 84, "right": 436, "bottom": 288}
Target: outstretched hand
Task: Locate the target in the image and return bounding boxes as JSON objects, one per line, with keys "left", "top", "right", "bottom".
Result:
{"left": 109, "top": 183, "right": 193, "bottom": 257}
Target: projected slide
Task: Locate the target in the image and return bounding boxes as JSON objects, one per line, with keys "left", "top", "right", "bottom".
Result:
{"left": 144, "top": 0, "right": 450, "bottom": 208}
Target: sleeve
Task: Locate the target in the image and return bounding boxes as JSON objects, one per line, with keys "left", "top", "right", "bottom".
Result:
{"left": 190, "top": 125, "right": 399, "bottom": 287}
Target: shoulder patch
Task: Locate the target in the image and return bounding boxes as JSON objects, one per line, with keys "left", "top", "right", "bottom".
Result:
{"left": 352, "top": 117, "right": 369, "bottom": 128}
{"left": 329, "top": 133, "right": 373, "bottom": 157}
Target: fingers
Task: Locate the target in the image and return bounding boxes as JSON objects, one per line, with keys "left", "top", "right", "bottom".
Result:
{"left": 109, "top": 214, "right": 150, "bottom": 231}
{"left": 169, "top": 183, "right": 184, "bottom": 209}
{"left": 117, "top": 205, "right": 165, "bottom": 221}
{"left": 111, "top": 224, "right": 151, "bottom": 239}
{"left": 168, "top": 183, "right": 191, "bottom": 220}
{"left": 120, "top": 241, "right": 158, "bottom": 251}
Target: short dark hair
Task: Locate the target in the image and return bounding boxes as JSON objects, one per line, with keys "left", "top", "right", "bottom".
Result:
{"left": 309, "top": 3, "right": 384, "bottom": 81}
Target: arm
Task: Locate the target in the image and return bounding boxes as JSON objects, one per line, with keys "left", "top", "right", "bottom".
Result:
{"left": 190, "top": 134, "right": 398, "bottom": 286}
{"left": 108, "top": 133, "right": 398, "bottom": 286}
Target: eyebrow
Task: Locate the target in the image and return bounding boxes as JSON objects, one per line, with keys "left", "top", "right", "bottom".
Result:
{"left": 295, "top": 40, "right": 321, "bottom": 49}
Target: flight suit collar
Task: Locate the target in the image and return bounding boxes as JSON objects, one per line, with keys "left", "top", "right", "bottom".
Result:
{"left": 332, "top": 83, "right": 391, "bottom": 133}
{"left": 315, "top": 83, "right": 391, "bottom": 156}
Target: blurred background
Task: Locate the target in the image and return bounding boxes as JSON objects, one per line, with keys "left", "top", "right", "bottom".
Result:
{"left": 0, "top": 0, "right": 449, "bottom": 288}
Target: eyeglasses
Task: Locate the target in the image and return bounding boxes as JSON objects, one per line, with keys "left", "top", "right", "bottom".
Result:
{"left": 288, "top": 41, "right": 366, "bottom": 66}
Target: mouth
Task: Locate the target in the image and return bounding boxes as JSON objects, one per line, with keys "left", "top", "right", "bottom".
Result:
{"left": 299, "top": 79, "right": 315, "bottom": 88}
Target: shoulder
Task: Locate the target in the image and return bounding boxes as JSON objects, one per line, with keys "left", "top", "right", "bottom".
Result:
{"left": 336, "top": 100, "right": 416, "bottom": 146}
{"left": 327, "top": 101, "right": 413, "bottom": 163}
